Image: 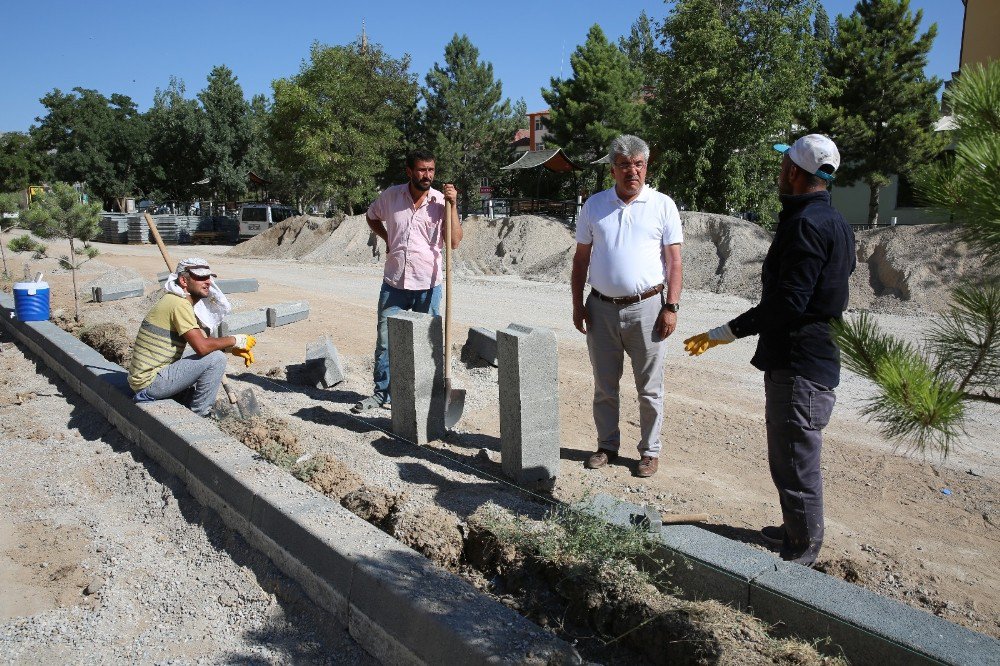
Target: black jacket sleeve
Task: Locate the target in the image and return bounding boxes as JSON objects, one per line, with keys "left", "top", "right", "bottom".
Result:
{"left": 727, "top": 216, "right": 828, "bottom": 339}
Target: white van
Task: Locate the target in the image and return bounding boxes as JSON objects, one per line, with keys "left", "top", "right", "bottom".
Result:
{"left": 238, "top": 203, "right": 295, "bottom": 240}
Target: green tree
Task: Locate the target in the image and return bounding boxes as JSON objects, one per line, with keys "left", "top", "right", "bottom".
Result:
{"left": 833, "top": 61, "right": 1000, "bottom": 455}
{"left": 819, "top": 0, "right": 944, "bottom": 226}
{"left": 542, "top": 24, "right": 643, "bottom": 194}
{"left": 650, "top": 0, "right": 820, "bottom": 219}
{"left": 423, "top": 34, "right": 522, "bottom": 213}
{"left": 0, "top": 192, "right": 20, "bottom": 277}
{"left": 198, "top": 65, "right": 254, "bottom": 200}
{"left": 269, "top": 39, "right": 416, "bottom": 213}
{"left": 22, "top": 182, "right": 101, "bottom": 322}
{"left": 619, "top": 11, "right": 658, "bottom": 89}
{"left": 0, "top": 133, "right": 50, "bottom": 191}
{"left": 143, "top": 77, "right": 209, "bottom": 202}
{"left": 30, "top": 88, "right": 145, "bottom": 210}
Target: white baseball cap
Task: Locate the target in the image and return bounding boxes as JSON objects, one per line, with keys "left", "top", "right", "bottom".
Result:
{"left": 773, "top": 134, "right": 840, "bottom": 182}
{"left": 175, "top": 257, "right": 217, "bottom": 278}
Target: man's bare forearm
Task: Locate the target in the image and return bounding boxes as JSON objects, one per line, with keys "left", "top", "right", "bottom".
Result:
{"left": 367, "top": 216, "right": 388, "bottom": 243}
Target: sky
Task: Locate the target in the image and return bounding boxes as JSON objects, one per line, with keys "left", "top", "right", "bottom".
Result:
{"left": 0, "top": 0, "right": 965, "bottom": 133}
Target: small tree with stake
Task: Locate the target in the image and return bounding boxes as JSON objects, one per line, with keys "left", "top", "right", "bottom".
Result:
{"left": 22, "top": 182, "right": 101, "bottom": 322}
{"left": 0, "top": 192, "right": 21, "bottom": 278}
{"left": 832, "top": 61, "right": 1000, "bottom": 456}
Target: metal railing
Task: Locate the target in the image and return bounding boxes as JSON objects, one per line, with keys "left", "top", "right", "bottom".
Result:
{"left": 477, "top": 197, "right": 580, "bottom": 223}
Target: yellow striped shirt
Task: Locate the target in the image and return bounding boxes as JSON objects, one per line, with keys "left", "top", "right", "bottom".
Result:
{"left": 128, "top": 293, "right": 199, "bottom": 391}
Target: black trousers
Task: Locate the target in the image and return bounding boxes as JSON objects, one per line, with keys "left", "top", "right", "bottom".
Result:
{"left": 764, "top": 369, "right": 837, "bottom": 565}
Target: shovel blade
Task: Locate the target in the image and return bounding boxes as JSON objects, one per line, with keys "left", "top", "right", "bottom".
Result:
{"left": 444, "top": 379, "right": 465, "bottom": 429}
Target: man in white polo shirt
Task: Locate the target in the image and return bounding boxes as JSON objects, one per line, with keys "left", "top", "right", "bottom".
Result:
{"left": 571, "top": 135, "right": 683, "bottom": 478}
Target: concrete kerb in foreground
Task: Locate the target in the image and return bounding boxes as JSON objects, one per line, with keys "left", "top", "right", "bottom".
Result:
{"left": 0, "top": 293, "right": 581, "bottom": 666}
{"left": 579, "top": 493, "right": 1000, "bottom": 666}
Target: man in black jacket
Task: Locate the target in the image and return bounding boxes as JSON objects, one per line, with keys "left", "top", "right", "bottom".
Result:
{"left": 684, "top": 134, "right": 855, "bottom": 566}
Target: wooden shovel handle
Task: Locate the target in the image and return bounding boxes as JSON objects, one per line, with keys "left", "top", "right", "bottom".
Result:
{"left": 444, "top": 199, "right": 453, "bottom": 381}
{"left": 143, "top": 212, "right": 174, "bottom": 271}
{"left": 661, "top": 513, "right": 710, "bottom": 525}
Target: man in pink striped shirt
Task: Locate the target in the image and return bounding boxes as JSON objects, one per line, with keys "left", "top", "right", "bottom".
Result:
{"left": 352, "top": 149, "right": 462, "bottom": 413}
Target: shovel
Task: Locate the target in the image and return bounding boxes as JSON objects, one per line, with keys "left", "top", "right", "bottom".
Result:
{"left": 443, "top": 198, "right": 465, "bottom": 429}
{"left": 143, "top": 212, "right": 260, "bottom": 420}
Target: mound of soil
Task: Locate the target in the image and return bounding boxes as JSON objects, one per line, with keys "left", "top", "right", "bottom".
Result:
{"left": 79, "top": 322, "right": 132, "bottom": 367}
{"left": 219, "top": 415, "right": 301, "bottom": 459}
{"left": 341, "top": 485, "right": 406, "bottom": 528}
{"left": 226, "top": 215, "right": 345, "bottom": 260}
{"left": 389, "top": 505, "right": 464, "bottom": 568}
{"left": 850, "top": 224, "right": 997, "bottom": 315}
{"left": 453, "top": 215, "right": 576, "bottom": 283}
{"left": 306, "top": 457, "right": 364, "bottom": 500}
{"left": 681, "top": 212, "right": 772, "bottom": 301}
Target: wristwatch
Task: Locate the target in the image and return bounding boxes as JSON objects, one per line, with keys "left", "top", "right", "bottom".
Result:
{"left": 663, "top": 302, "right": 680, "bottom": 313}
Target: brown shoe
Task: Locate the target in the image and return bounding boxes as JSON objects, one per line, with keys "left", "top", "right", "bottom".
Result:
{"left": 635, "top": 456, "right": 659, "bottom": 478}
{"left": 585, "top": 449, "right": 618, "bottom": 469}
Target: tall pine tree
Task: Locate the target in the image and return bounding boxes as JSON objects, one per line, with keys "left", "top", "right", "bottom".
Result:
{"left": 198, "top": 65, "right": 254, "bottom": 201}
{"left": 423, "top": 34, "right": 522, "bottom": 213}
{"left": 543, "top": 23, "right": 643, "bottom": 190}
{"left": 651, "top": 0, "right": 820, "bottom": 219}
{"left": 819, "top": 0, "right": 943, "bottom": 226}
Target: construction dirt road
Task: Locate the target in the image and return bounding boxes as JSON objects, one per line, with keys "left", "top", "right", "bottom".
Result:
{"left": 1, "top": 213, "right": 998, "bottom": 654}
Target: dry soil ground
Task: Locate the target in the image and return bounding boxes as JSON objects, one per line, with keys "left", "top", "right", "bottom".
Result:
{"left": 1, "top": 224, "right": 997, "bottom": 652}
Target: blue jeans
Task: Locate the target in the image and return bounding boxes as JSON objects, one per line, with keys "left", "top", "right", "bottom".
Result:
{"left": 373, "top": 282, "right": 442, "bottom": 402}
{"left": 133, "top": 350, "right": 228, "bottom": 417}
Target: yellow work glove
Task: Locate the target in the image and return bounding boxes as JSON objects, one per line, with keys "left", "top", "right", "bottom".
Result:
{"left": 683, "top": 325, "right": 736, "bottom": 357}
{"left": 233, "top": 349, "right": 255, "bottom": 367}
{"left": 228, "top": 334, "right": 257, "bottom": 366}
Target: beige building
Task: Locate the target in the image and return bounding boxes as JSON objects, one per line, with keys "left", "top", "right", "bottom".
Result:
{"left": 960, "top": 0, "right": 1000, "bottom": 68}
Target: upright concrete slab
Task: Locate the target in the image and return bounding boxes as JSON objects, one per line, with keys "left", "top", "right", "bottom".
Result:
{"left": 267, "top": 301, "right": 310, "bottom": 327}
{"left": 219, "top": 309, "right": 267, "bottom": 336}
{"left": 387, "top": 311, "right": 445, "bottom": 445}
{"left": 497, "top": 324, "right": 560, "bottom": 484}
{"left": 92, "top": 279, "right": 144, "bottom": 303}
{"left": 305, "top": 336, "right": 346, "bottom": 388}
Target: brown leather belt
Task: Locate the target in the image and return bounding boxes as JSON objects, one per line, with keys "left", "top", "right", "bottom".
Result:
{"left": 591, "top": 284, "right": 663, "bottom": 305}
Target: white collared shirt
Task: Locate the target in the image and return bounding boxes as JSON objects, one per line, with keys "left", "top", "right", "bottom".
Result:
{"left": 575, "top": 184, "right": 683, "bottom": 298}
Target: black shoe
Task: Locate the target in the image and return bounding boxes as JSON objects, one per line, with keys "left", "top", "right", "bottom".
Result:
{"left": 760, "top": 525, "right": 784, "bottom": 545}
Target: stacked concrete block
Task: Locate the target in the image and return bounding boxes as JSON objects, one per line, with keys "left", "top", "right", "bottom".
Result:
{"left": 460, "top": 327, "right": 498, "bottom": 366}
{"left": 497, "top": 324, "right": 560, "bottom": 484}
{"left": 92, "top": 279, "right": 144, "bottom": 303}
{"left": 219, "top": 309, "right": 267, "bottom": 336}
{"left": 267, "top": 301, "right": 310, "bottom": 327}
{"left": 387, "top": 311, "right": 445, "bottom": 445}
{"left": 305, "top": 336, "right": 346, "bottom": 388}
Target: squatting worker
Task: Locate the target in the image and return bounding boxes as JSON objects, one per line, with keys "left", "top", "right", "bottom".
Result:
{"left": 128, "top": 258, "right": 256, "bottom": 417}
{"left": 684, "top": 134, "right": 855, "bottom": 567}
{"left": 352, "top": 149, "right": 461, "bottom": 413}
{"left": 572, "top": 135, "right": 683, "bottom": 479}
